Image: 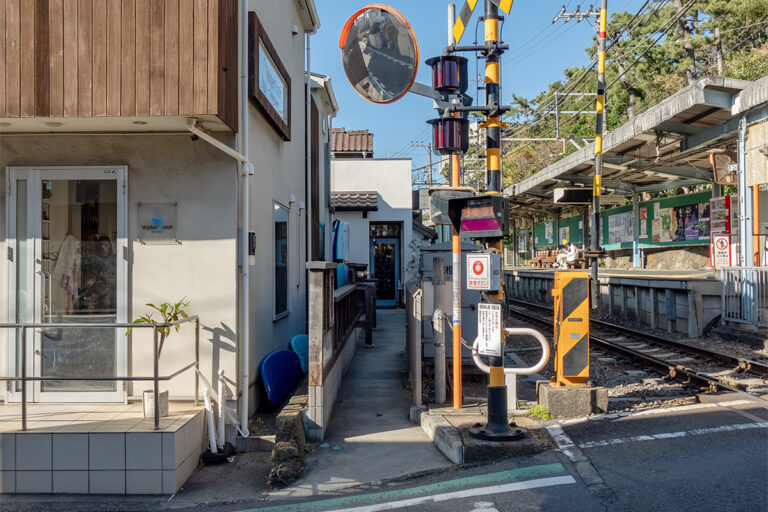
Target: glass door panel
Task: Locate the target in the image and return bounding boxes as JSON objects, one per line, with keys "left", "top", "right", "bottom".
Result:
{"left": 6, "top": 167, "right": 126, "bottom": 403}
{"left": 40, "top": 179, "right": 118, "bottom": 393}
{"left": 371, "top": 237, "right": 400, "bottom": 307}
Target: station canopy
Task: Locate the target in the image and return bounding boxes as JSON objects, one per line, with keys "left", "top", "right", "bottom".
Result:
{"left": 503, "top": 77, "right": 755, "bottom": 219}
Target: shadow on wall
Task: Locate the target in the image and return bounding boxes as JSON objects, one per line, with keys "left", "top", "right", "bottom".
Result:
{"left": 203, "top": 322, "right": 237, "bottom": 386}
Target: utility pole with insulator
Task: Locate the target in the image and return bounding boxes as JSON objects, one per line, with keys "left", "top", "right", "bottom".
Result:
{"left": 591, "top": 0, "right": 607, "bottom": 310}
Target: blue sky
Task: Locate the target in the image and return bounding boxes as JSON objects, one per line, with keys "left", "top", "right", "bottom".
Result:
{"left": 312, "top": 0, "right": 646, "bottom": 182}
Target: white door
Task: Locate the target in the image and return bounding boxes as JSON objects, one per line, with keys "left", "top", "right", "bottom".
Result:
{"left": 6, "top": 167, "right": 127, "bottom": 403}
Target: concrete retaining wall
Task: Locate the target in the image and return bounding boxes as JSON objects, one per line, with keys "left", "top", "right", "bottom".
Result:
{"left": 505, "top": 270, "right": 721, "bottom": 338}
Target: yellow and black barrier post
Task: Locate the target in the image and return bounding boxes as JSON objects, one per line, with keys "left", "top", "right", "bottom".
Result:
{"left": 552, "top": 272, "right": 590, "bottom": 387}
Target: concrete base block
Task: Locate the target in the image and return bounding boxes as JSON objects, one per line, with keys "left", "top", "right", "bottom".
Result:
{"left": 536, "top": 382, "right": 608, "bottom": 418}
{"left": 418, "top": 411, "right": 464, "bottom": 464}
{"left": 459, "top": 427, "right": 541, "bottom": 463}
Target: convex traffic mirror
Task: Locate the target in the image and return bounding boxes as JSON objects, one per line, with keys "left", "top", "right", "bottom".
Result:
{"left": 339, "top": 5, "right": 419, "bottom": 104}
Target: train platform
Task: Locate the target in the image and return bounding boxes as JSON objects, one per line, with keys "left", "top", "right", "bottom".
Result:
{"left": 505, "top": 267, "right": 722, "bottom": 339}
{"left": 505, "top": 267, "right": 718, "bottom": 281}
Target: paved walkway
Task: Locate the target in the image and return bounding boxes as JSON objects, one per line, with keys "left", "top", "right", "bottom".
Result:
{"left": 271, "top": 308, "right": 451, "bottom": 499}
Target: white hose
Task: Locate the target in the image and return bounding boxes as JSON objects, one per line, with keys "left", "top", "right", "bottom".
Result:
{"left": 202, "top": 386, "right": 218, "bottom": 454}
{"left": 217, "top": 369, "right": 226, "bottom": 448}
{"left": 472, "top": 327, "right": 550, "bottom": 376}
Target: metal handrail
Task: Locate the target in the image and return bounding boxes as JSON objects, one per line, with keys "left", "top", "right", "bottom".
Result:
{"left": 0, "top": 315, "right": 200, "bottom": 431}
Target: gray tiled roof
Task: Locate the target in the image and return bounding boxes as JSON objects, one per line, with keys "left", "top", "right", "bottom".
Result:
{"left": 331, "top": 191, "right": 378, "bottom": 211}
{"left": 332, "top": 128, "right": 374, "bottom": 155}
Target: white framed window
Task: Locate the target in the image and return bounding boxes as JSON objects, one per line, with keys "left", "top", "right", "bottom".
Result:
{"left": 273, "top": 202, "right": 289, "bottom": 319}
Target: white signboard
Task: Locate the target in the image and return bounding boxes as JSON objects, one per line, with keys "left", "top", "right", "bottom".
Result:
{"left": 712, "top": 235, "right": 731, "bottom": 269}
{"left": 138, "top": 202, "right": 179, "bottom": 244}
{"left": 467, "top": 254, "right": 490, "bottom": 290}
{"left": 477, "top": 303, "right": 502, "bottom": 357}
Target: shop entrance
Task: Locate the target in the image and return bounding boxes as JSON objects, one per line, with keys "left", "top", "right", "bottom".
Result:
{"left": 6, "top": 167, "right": 127, "bottom": 403}
{"left": 369, "top": 222, "right": 401, "bottom": 307}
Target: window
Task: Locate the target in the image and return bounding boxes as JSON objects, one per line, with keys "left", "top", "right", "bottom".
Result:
{"left": 274, "top": 203, "right": 289, "bottom": 318}
{"left": 249, "top": 13, "right": 292, "bottom": 140}
{"left": 370, "top": 222, "right": 401, "bottom": 237}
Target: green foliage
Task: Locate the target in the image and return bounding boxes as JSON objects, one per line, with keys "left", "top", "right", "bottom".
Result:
{"left": 493, "top": 0, "right": 768, "bottom": 193}
{"left": 127, "top": 298, "right": 190, "bottom": 356}
{"left": 524, "top": 403, "right": 554, "bottom": 421}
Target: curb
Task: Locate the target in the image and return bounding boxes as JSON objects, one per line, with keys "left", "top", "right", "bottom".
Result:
{"left": 413, "top": 407, "right": 465, "bottom": 464}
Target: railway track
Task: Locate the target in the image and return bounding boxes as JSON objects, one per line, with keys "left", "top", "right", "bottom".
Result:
{"left": 506, "top": 298, "right": 768, "bottom": 402}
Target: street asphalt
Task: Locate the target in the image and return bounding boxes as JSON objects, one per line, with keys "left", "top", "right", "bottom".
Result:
{"left": 1, "top": 307, "right": 765, "bottom": 511}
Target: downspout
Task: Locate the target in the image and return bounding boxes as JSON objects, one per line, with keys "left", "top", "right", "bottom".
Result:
{"left": 306, "top": 31, "right": 312, "bottom": 287}
{"left": 238, "top": 0, "right": 252, "bottom": 437}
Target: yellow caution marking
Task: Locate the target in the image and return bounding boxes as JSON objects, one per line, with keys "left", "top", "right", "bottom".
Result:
{"left": 485, "top": 61, "right": 500, "bottom": 83}
{"left": 593, "top": 174, "right": 602, "bottom": 196}
{"left": 553, "top": 272, "right": 590, "bottom": 387}
{"left": 453, "top": 0, "right": 478, "bottom": 44}
{"left": 484, "top": 17, "right": 499, "bottom": 42}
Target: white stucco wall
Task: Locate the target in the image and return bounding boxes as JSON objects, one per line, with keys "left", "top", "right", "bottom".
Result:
{"left": 331, "top": 158, "right": 414, "bottom": 283}
{"left": 0, "top": 135, "right": 238, "bottom": 400}
{"left": 244, "top": 1, "right": 314, "bottom": 411}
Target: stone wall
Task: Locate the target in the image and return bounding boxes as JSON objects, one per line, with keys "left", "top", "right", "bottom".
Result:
{"left": 645, "top": 246, "right": 710, "bottom": 270}
{"left": 604, "top": 246, "right": 710, "bottom": 270}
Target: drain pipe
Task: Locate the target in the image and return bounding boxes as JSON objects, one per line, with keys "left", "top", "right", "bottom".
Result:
{"left": 238, "top": 0, "right": 252, "bottom": 438}
{"left": 183, "top": 0, "right": 252, "bottom": 438}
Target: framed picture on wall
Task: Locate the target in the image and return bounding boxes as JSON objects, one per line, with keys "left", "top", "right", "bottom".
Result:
{"left": 249, "top": 12, "right": 292, "bottom": 140}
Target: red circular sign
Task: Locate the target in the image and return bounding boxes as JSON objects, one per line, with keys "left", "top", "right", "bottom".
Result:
{"left": 715, "top": 238, "right": 728, "bottom": 250}
{"left": 472, "top": 260, "right": 484, "bottom": 275}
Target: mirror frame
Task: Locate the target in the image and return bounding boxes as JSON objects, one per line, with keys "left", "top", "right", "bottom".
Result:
{"left": 338, "top": 4, "right": 420, "bottom": 104}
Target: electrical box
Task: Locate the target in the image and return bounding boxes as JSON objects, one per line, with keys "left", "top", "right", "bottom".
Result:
{"left": 552, "top": 271, "right": 590, "bottom": 387}
{"left": 447, "top": 194, "right": 509, "bottom": 239}
{"left": 466, "top": 252, "right": 502, "bottom": 291}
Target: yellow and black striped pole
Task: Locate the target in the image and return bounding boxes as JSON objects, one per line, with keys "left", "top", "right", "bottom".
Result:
{"left": 469, "top": 0, "right": 523, "bottom": 442}
{"left": 484, "top": 0, "right": 504, "bottom": 390}
{"left": 590, "top": 0, "right": 607, "bottom": 309}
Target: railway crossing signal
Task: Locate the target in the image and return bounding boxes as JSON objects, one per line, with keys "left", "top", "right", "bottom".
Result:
{"left": 452, "top": 0, "right": 513, "bottom": 44}
{"left": 338, "top": 2, "right": 549, "bottom": 441}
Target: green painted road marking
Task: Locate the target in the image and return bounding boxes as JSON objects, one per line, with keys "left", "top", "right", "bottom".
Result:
{"left": 238, "top": 463, "right": 568, "bottom": 512}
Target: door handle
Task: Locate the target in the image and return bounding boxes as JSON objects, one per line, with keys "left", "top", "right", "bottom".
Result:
{"left": 36, "top": 270, "right": 52, "bottom": 321}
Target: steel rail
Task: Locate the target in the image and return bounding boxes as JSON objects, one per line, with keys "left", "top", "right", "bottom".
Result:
{"left": 506, "top": 302, "right": 768, "bottom": 404}
{"left": 508, "top": 298, "right": 768, "bottom": 377}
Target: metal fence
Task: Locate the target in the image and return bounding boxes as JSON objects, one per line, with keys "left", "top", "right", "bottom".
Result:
{"left": 0, "top": 316, "right": 200, "bottom": 431}
{"left": 721, "top": 267, "right": 768, "bottom": 329}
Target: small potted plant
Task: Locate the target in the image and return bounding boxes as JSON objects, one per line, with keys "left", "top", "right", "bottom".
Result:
{"left": 127, "top": 298, "right": 190, "bottom": 418}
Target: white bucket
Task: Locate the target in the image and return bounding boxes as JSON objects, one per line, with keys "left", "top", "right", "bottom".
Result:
{"left": 143, "top": 389, "right": 169, "bottom": 418}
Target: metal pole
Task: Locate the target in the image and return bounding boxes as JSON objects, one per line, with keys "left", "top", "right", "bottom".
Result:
{"left": 195, "top": 317, "right": 200, "bottom": 407}
{"left": 449, "top": 3, "right": 463, "bottom": 409}
{"left": 153, "top": 327, "right": 160, "bottom": 430}
{"left": 428, "top": 143, "right": 434, "bottom": 188}
{"left": 715, "top": 27, "right": 723, "bottom": 76}
{"left": 21, "top": 327, "right": 27, "bottom": 431}
{"left": 591, "top": 0, "right": 607, "bottom": 309}
{"left": 480, "top": 0, "right": 519, "bottom": 439}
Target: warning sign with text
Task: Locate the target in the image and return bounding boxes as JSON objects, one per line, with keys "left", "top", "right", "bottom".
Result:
{"left": 477, "top": 303, "right": 502, "bottom": 357}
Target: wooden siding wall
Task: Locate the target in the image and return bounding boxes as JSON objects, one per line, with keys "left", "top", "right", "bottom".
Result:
{"left": 0, "top": 0, "right": 237, "bottom": 129}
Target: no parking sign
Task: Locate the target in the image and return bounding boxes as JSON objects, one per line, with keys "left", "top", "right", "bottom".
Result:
{"left": 712, "top": 235, "right": 731, "bottom": 269}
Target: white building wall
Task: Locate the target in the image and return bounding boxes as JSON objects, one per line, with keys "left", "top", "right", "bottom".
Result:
{"left": 0, "top": 135, "right": 238, "bottom": 400}
{"left": 331, "top": 158, "right": 414, "bottom": 280}
{"left": 244, "top": 1, "right": 313, "bottom": 411}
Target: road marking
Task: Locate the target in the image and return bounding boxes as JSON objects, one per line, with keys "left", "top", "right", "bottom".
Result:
{"left": 577, "top": 421, "right": 768, "bottom": 449}
{"left": 246, "top": 464, "right": 570, "bottom": 512}
{"left": 471, "top": 501, "right": 499, "bottom": 512}
{"left": 559, "top": 399, "right": 755, "bottom": 426}
{"left": 323, "top": 476, "right": 576, "bottom": 512}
